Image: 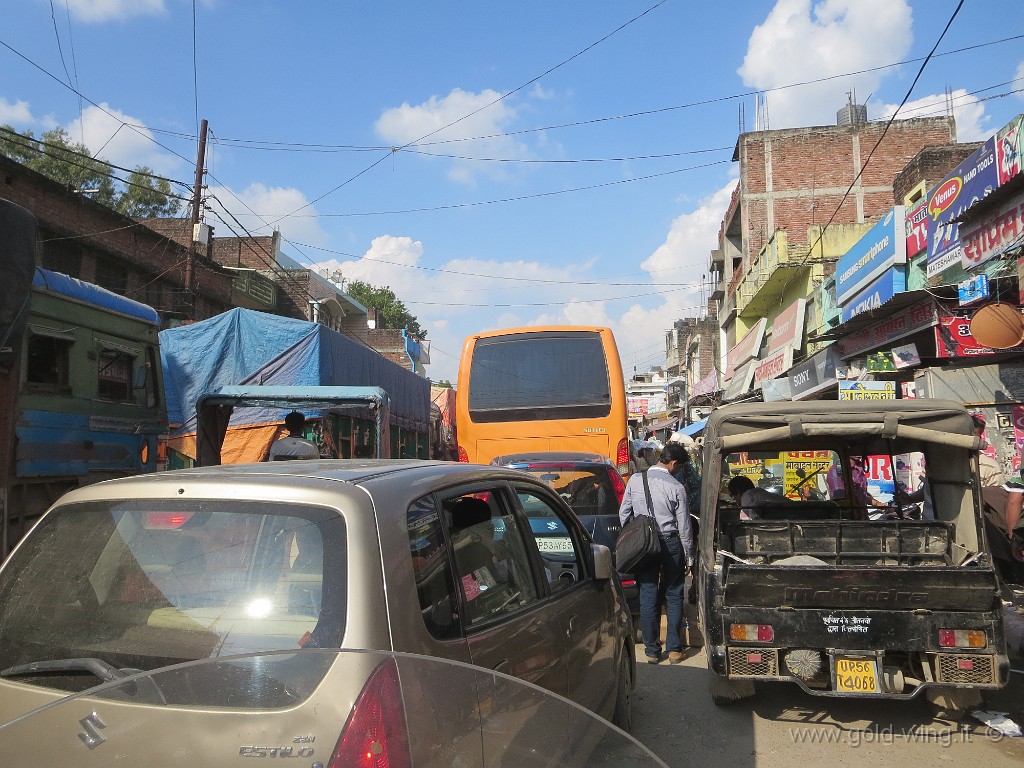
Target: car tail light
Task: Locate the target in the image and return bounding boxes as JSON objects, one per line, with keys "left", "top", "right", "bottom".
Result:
{"left": 615, "top": 438, "right": 629, "bottom": 476}
{"left": 938, "top": 629, "right": 986, "bottom": 648}
{"left": 145, "top": 512, "right": 194, "bottom": 529}
{"left": 457, "top": 446, "right": 469, "bottom": 462}
{"left": 328, "top": 657, "right": 412, "bottom": 768}
{"left": 619, "top": 577, "right": 636, "bottom": 588}
{"left": 730, "top": 623, "right": 774, "bottom": 642}
{"left": 606, "top": 466, "right": 626, "bottom": 505}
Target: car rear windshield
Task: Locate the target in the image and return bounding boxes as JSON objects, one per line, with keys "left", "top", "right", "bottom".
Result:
{"left": 0, "top": 499, "right": 345, "bottom": 690}
{"left": 515, "top": 463, "right": 620, "bottom": 517}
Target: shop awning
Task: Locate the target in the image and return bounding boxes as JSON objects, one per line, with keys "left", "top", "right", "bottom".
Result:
{"left": 678, "top": 418, "right": 707, "bottom": 437}
{"left": 807, "top": 289, "right": 943, "bottom": 343}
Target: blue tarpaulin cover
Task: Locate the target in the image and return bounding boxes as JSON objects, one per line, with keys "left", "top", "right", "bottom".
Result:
{"left": 160, "top": 308, "right": 430, "bottom": 438}
{"left": 678, "top": 418, "right": 708, "bottom": 437}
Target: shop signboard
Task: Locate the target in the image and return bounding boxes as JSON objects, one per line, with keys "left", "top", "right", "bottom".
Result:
{"left": 628, "top": 396, "right": 649, "bottom": 418}
{"left": 836, "top": 206, "right": 906, "bottom": 304}
{"left": 996, "top": 115, "right": 1022, "bottom": 186}
{"left": 789, "top": 345, "right": 839, "bottom": 400}
{"left": 905, "top": 201, "right": 928, "bottom": 258}
{"left": 837, "top": 299, "right": 937, "bottom": 358}
{"left": 891, "top": 342, "right": 921, "bottom": 369}
{"left": 753, "top": 346, "right": 793, "bottom": 388}
{"left": 934, "top": 308, "right": 1024, "bottom": 358}
{"left": 838, "top": 381, "right": 897, "bottom": 400}
{"left": 723, "top": 318, "right": 767, "bottom": 380}
{"left": 690, "top": 367, "right": 720, "bottom": 400}
{"left": 723, "top": 359, "right": 756, "bottom": 402}
{"left": 840, "top": 267, "right": 907, "bottom": 323}
{"left": 959, "top": 195, "right": 1024, "bottom": 271}
{"left": 958, "top": 274, "right": 990, "bottom": 306}
{"left": 768, "top": 298, "right": 806, "bottom": 352}
{"left": 926, "top": 137, "right": 998, "bottom": 279}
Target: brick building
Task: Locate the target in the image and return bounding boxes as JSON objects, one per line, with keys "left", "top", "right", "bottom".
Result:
{"left": 1, "top": 155, "right": 234, "bottom": 323}
{"left": 707, "top": 110, "right": 957, "bottom": 401}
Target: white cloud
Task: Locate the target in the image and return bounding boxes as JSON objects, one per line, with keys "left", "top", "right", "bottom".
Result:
{"left": 739, "top": 0, "right": 913, "bottom": 129}
{"left": 307, "top": 181, "right": 733, "bottom": 381}
{"left": 875, "top": 90, "right": 988, "bottom": 142}
{"left": 611, "top": 182, "right": 735, "bottom": 369}
{"left": 0, "top": 98, "right": 33, "bottom": 125}
{"left": 375, "top": 88, "right": 530, "bottom": 184}
{"left": 65, "top": 104, "right": 182, "bottom": 175}
{"left": 207, "top": 182, "right": 330, "bottom": 249}
{"left": 65, "top": 0, "right": 165, "bottom": 23}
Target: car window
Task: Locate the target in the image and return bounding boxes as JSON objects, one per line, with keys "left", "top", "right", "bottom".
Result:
{"left": 513, "top": 487, "right": 586, "bottom": 594}
{"left": 406, "top": 496, "right": 460, "bottom": 640}
{"left": 0, "top": 500, "right": 345, "bottom": 689}
{"left": 442, "top": 491, "right": 539, "bottom": 628}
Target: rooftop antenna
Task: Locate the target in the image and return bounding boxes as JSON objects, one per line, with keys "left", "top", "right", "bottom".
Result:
{"left": 754, "top": 92, "right": 760, "bottom": 131}
{"left": 739, "top": 101, "right": 745, "bottom": 134}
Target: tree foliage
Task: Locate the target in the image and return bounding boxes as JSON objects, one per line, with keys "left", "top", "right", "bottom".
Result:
{"left": 0, "top": 125, "right": 182, "bottom": 218}
{"left": 433, "top": 379, "right": 454, "bottom": 388}
{"left": 346, "top": 280, "right": 426, "bottom": 339}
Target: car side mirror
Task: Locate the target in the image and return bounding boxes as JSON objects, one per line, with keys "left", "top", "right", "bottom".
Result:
{"left": 591, "top": 543, "right": 613, "bottom": 580}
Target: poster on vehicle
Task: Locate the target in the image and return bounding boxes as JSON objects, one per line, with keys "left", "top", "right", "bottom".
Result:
{"left": 782, "top": 451, "right": 833, "bottom": 500}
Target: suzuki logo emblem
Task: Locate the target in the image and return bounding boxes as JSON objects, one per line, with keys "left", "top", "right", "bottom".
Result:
{"left": 546, "top": 521, "right": 559, "bottom": 531}
{"left": 78, "top": 711, "right": 107, "bottom": 749}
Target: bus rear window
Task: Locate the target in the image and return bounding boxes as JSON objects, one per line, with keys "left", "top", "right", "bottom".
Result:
{"left": 468, "top": 331, "right": 611, "bottom": 421}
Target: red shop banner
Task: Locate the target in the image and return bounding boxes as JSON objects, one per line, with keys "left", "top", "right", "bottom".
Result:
{"left": 935, "top": 308, "right": 1024, "bottom": 357}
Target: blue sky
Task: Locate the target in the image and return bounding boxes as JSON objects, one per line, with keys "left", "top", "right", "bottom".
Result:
{"left": 2, "top": 0, "right": 1022, "bottom": 383}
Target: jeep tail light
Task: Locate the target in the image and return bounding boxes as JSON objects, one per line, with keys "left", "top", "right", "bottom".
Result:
{"left": 730, "top": 623, "right": 774, "bottom": 642}
{"left": 938, "top": 629, "right": 986, "bottom": 648}
{"left": 329, "top": 657, "right": 412, "bottom": 768}
{"left": 457, "top": 446, "right": 469, "bottom": 463}
{"left": 616, "top": 437, "right": 629, "bottom": 476}
{"left": 606, "top": 466, "right": 627, "bottom": 504}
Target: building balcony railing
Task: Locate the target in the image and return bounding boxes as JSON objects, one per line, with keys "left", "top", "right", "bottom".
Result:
{"left": 735, "top": 232, "right": 822, "bottom": 317}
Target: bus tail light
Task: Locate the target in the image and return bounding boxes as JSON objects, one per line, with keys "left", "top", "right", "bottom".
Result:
{"left": 615, "top": 438, "right": 629, "bottom": 476}
{"left": 457, "top": 446, "right": 469, "bottom": 463}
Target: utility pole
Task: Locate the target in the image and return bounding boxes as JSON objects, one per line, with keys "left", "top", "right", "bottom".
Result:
{"left": 186, "top": 118, "right": 209, "bottom": 315}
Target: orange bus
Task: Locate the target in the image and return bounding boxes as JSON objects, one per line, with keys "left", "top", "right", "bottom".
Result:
{"left": 455, "top": 326, "right": 630, "bottom": 475}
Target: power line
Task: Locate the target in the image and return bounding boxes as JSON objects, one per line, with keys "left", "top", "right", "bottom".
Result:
{"left": 266, "top": 1, "right": 671, "bottom": 226}
{"left": 135, "top": 33, "right": 1024, "bottom": 154}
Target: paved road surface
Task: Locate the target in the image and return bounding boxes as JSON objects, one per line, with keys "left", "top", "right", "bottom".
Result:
{"left": 629, "top": 604, "right": 1024, "bottom": 767}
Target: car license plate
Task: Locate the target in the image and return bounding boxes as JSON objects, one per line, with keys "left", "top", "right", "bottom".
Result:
{"left": 833, "top": 656, "right": 880, "bottom": 693}
{"left": 537, "top": 537, "right": 574, "bottom": 553}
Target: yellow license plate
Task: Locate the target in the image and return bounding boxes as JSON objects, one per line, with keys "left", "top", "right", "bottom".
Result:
{"left": 834, "top": 657, "right": 880, "bottom": 693}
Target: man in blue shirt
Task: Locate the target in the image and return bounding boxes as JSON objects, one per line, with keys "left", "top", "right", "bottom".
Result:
{"left": 618, "top": 442, "right": 694, "bottom": 664}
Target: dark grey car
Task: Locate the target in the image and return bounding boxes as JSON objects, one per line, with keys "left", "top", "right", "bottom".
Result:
{"left": 0, "top": 460, "right": 634, "bottom": 731}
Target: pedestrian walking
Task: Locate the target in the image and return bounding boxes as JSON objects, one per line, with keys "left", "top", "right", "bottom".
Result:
{"left": 618, "top": 442, "right": 694, "bottom": 664}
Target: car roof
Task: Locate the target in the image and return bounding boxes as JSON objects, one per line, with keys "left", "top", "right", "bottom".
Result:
{"left": 47, "top": 460, "right": 541, "bottom": 508}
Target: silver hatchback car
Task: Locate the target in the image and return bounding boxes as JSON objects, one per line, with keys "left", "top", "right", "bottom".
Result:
{"left": 0, "top": 460, "right": 634, "bottom": 735}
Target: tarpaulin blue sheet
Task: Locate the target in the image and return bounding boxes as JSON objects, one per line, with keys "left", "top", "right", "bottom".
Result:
{"left": 678, "top": 418, "right": 708, "bottom": 437}
{"left": 160, "top": 308, "right": 430, "bottom": 436}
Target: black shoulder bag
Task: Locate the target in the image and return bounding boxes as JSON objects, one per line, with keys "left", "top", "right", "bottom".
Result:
{"left": 614, "top": 470, "right": 662, "bottom": 573}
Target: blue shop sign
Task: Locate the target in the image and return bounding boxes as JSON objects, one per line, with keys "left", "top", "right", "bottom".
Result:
{"left": 841, "top": 267, "right": 907, "bottom": 323}
{"left": 958, "top": 274, "right": 990, "bottom": 306}
{"left": 836, "top": 206, "right": 906, "bottom": 304}
{"left": 925, "top": 136, "right": 998, "bottom": 278}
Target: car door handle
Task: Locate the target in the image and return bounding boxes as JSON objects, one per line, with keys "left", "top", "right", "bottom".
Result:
{"left": 566, "top": 615, "right": 578, "bottom": 638}
{"left": 493, "top": 660, "right": 511, "bottom": 674}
